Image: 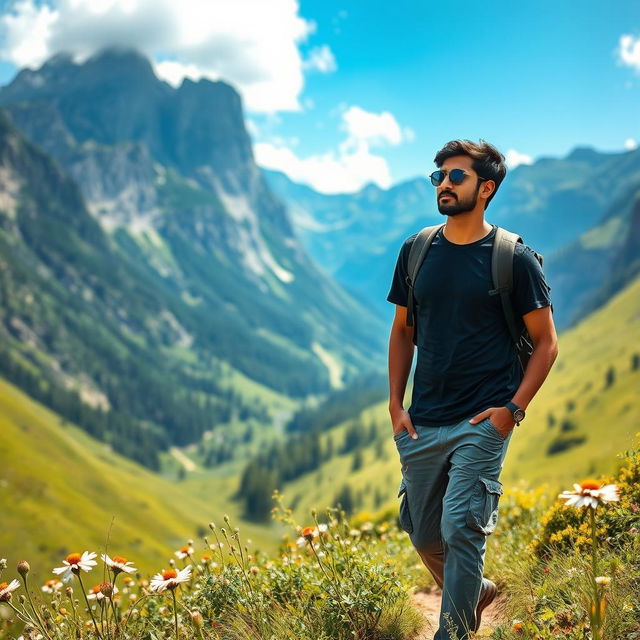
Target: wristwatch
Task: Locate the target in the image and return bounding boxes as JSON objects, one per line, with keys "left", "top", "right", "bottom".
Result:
{"left": 505, "top": 401, "right": 526, "bottom": 426}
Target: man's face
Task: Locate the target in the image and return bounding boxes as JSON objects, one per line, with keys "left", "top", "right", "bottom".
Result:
{"left": 435, "top": 155, "right": 484, "bottom": 217}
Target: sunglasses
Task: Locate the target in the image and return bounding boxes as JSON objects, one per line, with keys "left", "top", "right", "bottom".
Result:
{"left": 429, "top": 168, "right": 488, "bottom": 187}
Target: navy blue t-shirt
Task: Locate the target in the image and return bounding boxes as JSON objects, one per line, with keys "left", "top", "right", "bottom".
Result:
{"left": 387, "top": 225, "right": 552, "bottom": 426}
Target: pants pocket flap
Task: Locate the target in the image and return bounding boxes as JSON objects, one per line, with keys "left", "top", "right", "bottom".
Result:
{"left": 479, "top": 476, "right": 503, "bottom": 496}
{"left": 466, "top": 476, "right": 503, "bottom": 535}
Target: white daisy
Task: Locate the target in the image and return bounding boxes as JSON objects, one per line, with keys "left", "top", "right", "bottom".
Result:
{"left": 52, "top": 552, "right": 97, "bottom": 583}
{"left": 558, "top": 481, "right": 620, "bottom": 509}
{"left": 101, "top": 554, "right": 136, "bottom": 575}
{"left": 149, "top": 566, "right": 192, "bottom": 592}
{"left": 174, "top": 545, "right": 194, "bottom": 560}
{"left": 0, "top": 579, "right": 20, "bottom": 602}
{"left": 41, "top": 578, "right": 63, "bottom": 593}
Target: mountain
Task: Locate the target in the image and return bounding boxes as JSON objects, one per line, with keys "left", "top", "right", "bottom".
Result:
{"left": 0, "top": 48, "right": 385, "bottom": 386}
{"left": 0, "top": 49, "right": 388, "bottom": 466}
{"left": 264, "top": 147, "right": 640, "bottom": 327}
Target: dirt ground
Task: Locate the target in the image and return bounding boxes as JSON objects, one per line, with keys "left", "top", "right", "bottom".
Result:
{"left": 410, "top": 586, "right": 505, "bottom": 639}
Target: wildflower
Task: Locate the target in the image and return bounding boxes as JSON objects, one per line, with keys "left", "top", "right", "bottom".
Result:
{"left": 149, "top": 566, "right": 192, "bottom": 592}
{"left": 175, "top": 544, "right": 194, "bottom": 560}
{"left": 53, "top": 552, "right": 97, "bottom": 583}
{"left": 42, "top": 579, "right": 63, "bottom": 593}
{"left": 318, "top": 523, "right": 329, "bottom": 533}
{"left": 512, "top": 619, "right": 524, "bottom": 632}
{"left": 595, "top": 576, "right": 611, "bottom": 585}
{"left": 558, "top": 481, "right": 619, "bottom": 508}
{"left": 17, "top": 561, "right": 30, "bottom": 577}
{"left": 87, "top": 582, "right": 119, "bottom": 600}
{"left": 191, "top": 611, "right": 204, "bottom": 628}
{"left": 102, "top": 554, "right": 136, "bottom": 574}
{"left": 0, "top": 580, "right": 20, "bottom": 602}
{"left": 301, "top": 526, "right": 317, "bottom": 541}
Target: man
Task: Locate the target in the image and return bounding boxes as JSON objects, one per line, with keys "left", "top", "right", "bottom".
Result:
{"left": 387, "top": 139, "right": 558, "bottom": 640}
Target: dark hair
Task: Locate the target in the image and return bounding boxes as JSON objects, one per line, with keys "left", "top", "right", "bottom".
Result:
{"left": 433, "top": 139, "right": 507, "bottom": 209}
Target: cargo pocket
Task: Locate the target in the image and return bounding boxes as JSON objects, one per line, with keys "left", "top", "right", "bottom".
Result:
{"left": 397, "top": 478, "right": 413, "bottom": 534}
{"left": 465, "top": 476, "right": 503, "bottom": 535}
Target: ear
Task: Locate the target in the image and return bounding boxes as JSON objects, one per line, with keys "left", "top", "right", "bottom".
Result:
{"left": 481, "top": 179, "right": 496, "bottom": 201}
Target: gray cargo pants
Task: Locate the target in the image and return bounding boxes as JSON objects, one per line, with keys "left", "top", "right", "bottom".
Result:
{"left": 394, "top": 414, "right": 512, "bottom": 640}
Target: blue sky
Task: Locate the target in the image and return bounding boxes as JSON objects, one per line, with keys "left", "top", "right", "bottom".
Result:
{"left": 0, "top": 0, "right": 638, "bottom": 192}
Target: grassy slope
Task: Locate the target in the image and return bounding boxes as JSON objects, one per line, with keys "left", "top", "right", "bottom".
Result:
{"left": 0, "top": 377, "right": 285, "bottom": 584}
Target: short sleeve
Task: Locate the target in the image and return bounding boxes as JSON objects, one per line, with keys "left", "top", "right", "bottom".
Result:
{"left": 512, "top": 244, "right": 552, "bottom": 317}
{"left": 386, "top": 234, "right": 416, "bottom": 306}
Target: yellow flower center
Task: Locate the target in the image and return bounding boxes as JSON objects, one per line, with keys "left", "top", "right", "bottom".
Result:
{"left": 162, "top": 569, "right": 177, "bottom": 580}
{"left": 179, "top": 546, "right": 191, "bottom": 554}
{"left": 66, "top": 553, "right": 82, "bottom": 565}
{"left": 0, "top": 583, "right": 7, "bottom": 591}
{"left": 580, "top": 480, "right": 601, "bottom": 491}
{"left": 301, "top": 526, "right": 315, "bottom": 538}
{"left": 113, "top": 556, "right": 127, "bottom": 564}
{"left": 90, "top": 585, "right": 102, "bottom": 594}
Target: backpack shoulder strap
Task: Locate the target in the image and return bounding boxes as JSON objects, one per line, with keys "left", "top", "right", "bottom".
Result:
{"left": 490, "top": 226, "right": 523, "bottom": 346}
{"left": 405, "top": 224, "right": 444, "bottom": 328}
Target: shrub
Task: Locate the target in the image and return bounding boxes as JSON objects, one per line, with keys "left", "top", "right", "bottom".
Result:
{"left": 546, "top": 433, "right": 586, "bottom": 455}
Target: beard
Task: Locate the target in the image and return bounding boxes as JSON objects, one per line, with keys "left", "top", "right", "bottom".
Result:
{"left": 437, "top": 182, "right": 481, "bottom": 216}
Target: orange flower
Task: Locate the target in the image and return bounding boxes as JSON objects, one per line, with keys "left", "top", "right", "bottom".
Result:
{"left": 301, "top": 526, "right": 317, "bottom": 541}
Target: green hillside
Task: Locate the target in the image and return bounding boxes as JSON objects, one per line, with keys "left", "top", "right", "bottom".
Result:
{"left": 0, "top": 376, "right": 288, "bottom": 582}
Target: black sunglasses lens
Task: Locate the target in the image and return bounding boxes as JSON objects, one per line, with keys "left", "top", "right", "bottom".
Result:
{"left": 449, "top": 169, "right": 465, "bottom": 185}
{"left": 430, "top": 170, "right": 444, "bottom": 186}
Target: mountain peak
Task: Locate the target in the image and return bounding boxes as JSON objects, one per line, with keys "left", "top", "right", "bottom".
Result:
{"left": 565, "top": 146, "right": 608, "bottom": 164}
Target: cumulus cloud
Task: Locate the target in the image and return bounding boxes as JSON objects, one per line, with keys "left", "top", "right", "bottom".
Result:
{"left": 618, "top": 34, "right": 640, "bottom": 71}
{"left": 255, "top": 105, "right": 412, "bottom": 193}
{"left": 0, "top": 0, "right": 333, "bottom": 113}
{"left": 505, "top": 149, "right": 533, "bottom": 169}
{"left": 303, "top": 45, "right": 337, "bottom": 73}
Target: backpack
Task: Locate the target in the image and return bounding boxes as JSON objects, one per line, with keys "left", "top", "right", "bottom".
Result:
{"left": 404, "top": 224, "right": 547, "bottom": 373}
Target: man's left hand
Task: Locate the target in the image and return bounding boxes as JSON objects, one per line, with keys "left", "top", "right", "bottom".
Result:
{"left": 469, "top": 406, "right": 515, "bottom": 438}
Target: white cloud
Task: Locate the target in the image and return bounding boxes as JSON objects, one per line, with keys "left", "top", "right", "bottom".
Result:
{"left": 0, "top": 0, "right": 316, "bottom": 113}
{"left": 255, "top": 140, "right": 392, "bottom": 193}
{"left": 255, "top": 105, "right": 412, "bottom": 193}
{"left": 303, "top": 45, "right": 337, "bottom": 73}
{"left": 505, "top": 149, "right": 533, "bottom": 169}
{"left": 341, "top": 106, "right": 404, "bottom": 146}
{"left": 618, "top": 34, "right": 640, "bottom": 71}
{"left": 624, "top": 138, "right": 638, "bottom": 150}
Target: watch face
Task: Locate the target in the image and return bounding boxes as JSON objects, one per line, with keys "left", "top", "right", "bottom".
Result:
{"left": 513, "top": 408, "right": 526, "bottom": 422}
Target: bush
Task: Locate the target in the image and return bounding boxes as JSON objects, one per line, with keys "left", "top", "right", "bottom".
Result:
{"left": 546, "top": 433, "right": 586, "bottom": 455}
{"left": 533, "top": 437, "right": 640, "bottom": 557}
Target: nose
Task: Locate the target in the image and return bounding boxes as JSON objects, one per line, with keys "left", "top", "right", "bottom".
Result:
{"left": 440, "top": 173, "right": 455, "bottom": 189}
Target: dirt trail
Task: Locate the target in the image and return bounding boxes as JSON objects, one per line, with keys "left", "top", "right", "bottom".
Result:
{"left": 410, "top": 587, "right": 505, "bottom": 639}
